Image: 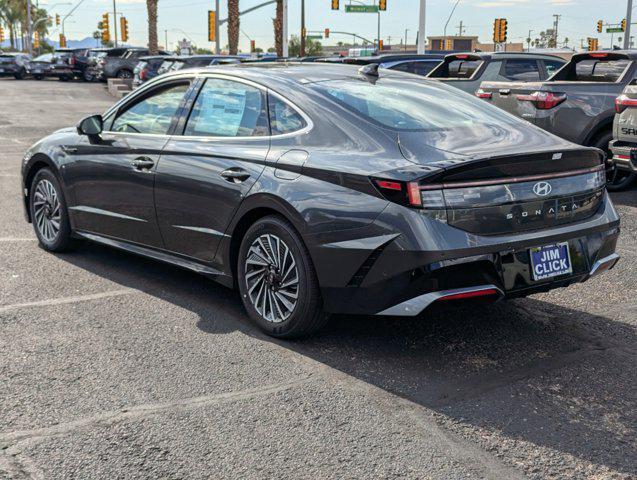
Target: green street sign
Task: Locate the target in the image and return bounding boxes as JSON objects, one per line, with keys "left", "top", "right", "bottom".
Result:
{"left": 606, "top": 27, "right": 623, "bottom": 33}
{"left": 345, "top": 4, "right": 378, "bottom": 13}
{"left": 306, "top": 35, "right": 322, "bottom": 40}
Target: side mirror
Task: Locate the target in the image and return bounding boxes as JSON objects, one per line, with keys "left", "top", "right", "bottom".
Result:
{"left": 77, "top": 115, "right": 103, "bottom": 136}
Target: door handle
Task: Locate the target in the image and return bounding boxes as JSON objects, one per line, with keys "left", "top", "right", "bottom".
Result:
{"left": 220, "top": 168, "right": 251, "bottom": 183}
{"left": 131, "top": 157, "right": 155, "bottom": 171}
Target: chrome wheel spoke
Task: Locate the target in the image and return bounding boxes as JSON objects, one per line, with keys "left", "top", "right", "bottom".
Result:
{"left": 32, "top": 179, "right": 61, "bottom": 243}
{"left": 245, "top": 233, "right": 299, "bottom": 323}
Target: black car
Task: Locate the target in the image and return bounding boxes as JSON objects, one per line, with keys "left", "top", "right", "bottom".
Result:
{"left": 25, "top": 53, "right": 74, "bottom": 81}
{"left": 133, "top": 55, "right": 168, "bottom": 87}
{"left": 0, "top": 52, "right": 31, "bottom": 79}
{"left": 21, "top": 63, "right": 620, "bottom": 338}
{"left": 54, "top": 48, "right": 92, "bottom": 80}
{"left": 319, "top": 53, "right": 446, "bottom": 76}
{"left": 170, "top": 55, "right": 242, "bottom": 72}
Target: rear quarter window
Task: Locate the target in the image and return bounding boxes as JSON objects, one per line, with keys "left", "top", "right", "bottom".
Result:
{"left": 446, "top": 59, "right": 482, "bottom": 78}
{"left": 502, "top": 59, "right": 540, "bottom": 81}
{"left": 573, "top": 59, "right": 630, "bottom": 82}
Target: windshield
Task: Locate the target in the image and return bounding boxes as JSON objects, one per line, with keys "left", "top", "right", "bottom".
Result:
{"left": 313, "top": 78, "right": 520, "bottom": 132}
{"left": 34, "top": 54, "right": 53, "bottom": 62}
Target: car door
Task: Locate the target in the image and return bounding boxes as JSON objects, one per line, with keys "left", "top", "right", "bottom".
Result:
{"left": 64, "top": 78, "right": 194, "bottom": 247}
{"left": 154, "top": 76, "right": 271, "bottom": 263}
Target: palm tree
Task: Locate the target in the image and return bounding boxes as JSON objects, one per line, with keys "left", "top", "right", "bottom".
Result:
{"left": 0, "top": 0, "right": 23, "bottom": 50}
{"left": 227, "top": 0, "right": 239, "bottom": 54}
{"left": 146, "top": 0, "right": 158, "bottom": 54}
{"left": 273, "top": 0, "right": 282, "bottom": 57}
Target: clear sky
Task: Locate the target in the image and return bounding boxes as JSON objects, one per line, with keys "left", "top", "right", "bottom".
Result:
{"left": 46, "top": 0, "right": 630, "bottom": 52}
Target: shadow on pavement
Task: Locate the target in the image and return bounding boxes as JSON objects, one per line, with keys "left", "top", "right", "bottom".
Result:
{"left": 59, "top": 241, "right": 636, "bottom": 477}
{"left": 610, "top": 183, "right": 637, "bottom": 208}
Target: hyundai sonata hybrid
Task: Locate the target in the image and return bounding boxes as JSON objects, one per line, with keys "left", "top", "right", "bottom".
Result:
{"left": 21, "top": 63, "right": 620, "bottom": 338}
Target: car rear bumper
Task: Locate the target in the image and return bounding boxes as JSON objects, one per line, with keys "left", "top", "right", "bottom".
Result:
{"left": 311, "top": 192, "right": 620, "bottom": 316}
{"left": 0, "top": 65, "right": 19, "bottom": 75}
{"left": 609, "top": 140, "right": 637, "bottom": 172}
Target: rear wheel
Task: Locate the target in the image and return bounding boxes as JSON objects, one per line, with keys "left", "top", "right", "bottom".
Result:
{"left": 237, "top": 216, "right": 328, "bottom": 339}
{"left": 593, "top": 131, "right": 636, "bottom": 191}
{"left": 116, "top": 69, "right": 133, "bottom": 79}
{"left": 33, "top": 75, "right": 44, "bottom": 80}
{"left": 13, "top": 68, "right": 25, "bottom": 80}
{"left": 29, "top": 168, "right": 76, "bottom": 252}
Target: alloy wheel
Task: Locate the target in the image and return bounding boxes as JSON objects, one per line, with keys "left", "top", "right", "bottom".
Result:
{"left": 244, "top": 234, "right": 299, "bottom": 323}
{"left": 33, "top": 178, "right": 61, "bottom": 243}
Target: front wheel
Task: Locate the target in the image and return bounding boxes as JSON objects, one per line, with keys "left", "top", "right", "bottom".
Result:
{"left": 237, "top": 216, "right": 328, "bottom": 339}
{"left": 29, "top": 169, "right": 76, "bottom": 252}
{"left": 594, "top": 131, "right": 636, "bottom": 191}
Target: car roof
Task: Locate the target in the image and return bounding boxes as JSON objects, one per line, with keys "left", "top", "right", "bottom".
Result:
{"left": 443, "top": 51, "right": 567, "bottom": 61}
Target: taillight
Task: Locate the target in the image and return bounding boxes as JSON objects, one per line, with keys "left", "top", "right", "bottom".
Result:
{"left": 70, "top": 56, "right": 76, "bottom": 66}
{"left": 589, "top": 52, "right": 608, "bottom": 58}
{"left": 615, "top": 94, "right": 637, "bottom": 114}
{"left": 140, "top": 68, "right": 147, "bottom": 81}
{"left": 372, "top": 178, "right": 445, "bottom": 219}
{"left": 475, "top": 88, "right": 492, "bottom": 99}
{"left": 517, "top": 91, "right": 566, "bottom": 110}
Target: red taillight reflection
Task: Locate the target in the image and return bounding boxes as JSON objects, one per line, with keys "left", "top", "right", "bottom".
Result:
{"left": 407, "top": 182, "right": 422, "bottom": 206}
{"left": 437, "top": 288, "right": 499, "bottom": 302}
{"left": 615, "top": 95, "right": 637, "bottom": 114}
{"left": 517, "top": 91, "right": 566, "bottom": 110}
{"left": 475, "top": 89, "right": 492, "bottom": 99}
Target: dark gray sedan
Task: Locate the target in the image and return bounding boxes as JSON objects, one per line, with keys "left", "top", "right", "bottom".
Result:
{"left": 21, "top": 63, "right": 620, "bottom": 338}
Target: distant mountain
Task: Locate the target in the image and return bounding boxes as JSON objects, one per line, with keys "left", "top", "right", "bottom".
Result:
{"left": 1, "top": 37, "right": 136, "bottom": 51}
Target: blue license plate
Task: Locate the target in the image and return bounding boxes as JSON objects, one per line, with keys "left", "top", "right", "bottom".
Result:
{"left": 529, "top": 242, "right": 572, "bottom": 281}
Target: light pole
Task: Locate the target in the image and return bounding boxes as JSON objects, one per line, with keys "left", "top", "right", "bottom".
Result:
{"left": 27, "top": 0, "right": 33, "bottom": 54}
{"left": 282, "top": 0, "right": 288, "bottom": 57}
{"left": 404, "top": 29, "right": 409, "bottom": 51}
{"left": 215, "top": 0, "right": 220, "bottom": 54}
{"left": 625, "top": 0, "right": 633, "bottom": 49}
{"left": 301, "top": 0, "right": 305, "bottom": 57}
{"left": 112, "top": 0, "right": 118, "bottom": 47}
{"left": 417, "top": 0, "right": 426, "bottom": 54}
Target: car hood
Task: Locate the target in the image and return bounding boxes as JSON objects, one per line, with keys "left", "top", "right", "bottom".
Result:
{"left": 397, "top": 121, "right": 577, "bottom": 165}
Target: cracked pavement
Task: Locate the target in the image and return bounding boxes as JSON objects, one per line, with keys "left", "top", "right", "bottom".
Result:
{"left": 0, "top": 78, "right": 636, "bottom": 479}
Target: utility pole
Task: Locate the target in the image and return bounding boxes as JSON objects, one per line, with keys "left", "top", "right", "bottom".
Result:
{"left": 165, "top": 29, "right": 168, "bottom": 51}
{"left": 527, "top": 29, "right": 533, "bottom": 52}
{"left": 417, "top": 0, "right": 426, "bottom": 54}
{"left": 377, "top": 2, "right": 381, "bottom": 51}
{"left": 282, "top": 0, "right": 288, "bottom": 57}
{"left": 113, "top": 0, "right": 118, "bottom": 47}
{"left": 552, "top": 14, "right": 561, "bottom": 48}
{"left": 300, "top": 0, "right": 305, "bottom": 57}
{"left": 404, "top": 29, "right": 409, "bottom": 51}
{"left": 27, "top": 0, "right": 33, "bottom": 54}
{"left": 456, "top": 20, "right": 465, "bottom": 36}
{"left": 624, "top": 0, "right": 633, "bottom": 49}
{"left": 215, "top": 0, "right": 220, "bottom": 54}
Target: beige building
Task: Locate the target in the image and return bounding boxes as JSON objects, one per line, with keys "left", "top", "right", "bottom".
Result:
{"left": 427, "top": 35, "right": 524, "bottom": 53}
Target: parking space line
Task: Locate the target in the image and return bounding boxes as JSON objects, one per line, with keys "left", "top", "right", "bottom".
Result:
{"left": 0, "top": 238, "right": 36, "bottom": 242}
{"left": 0, "top": 289, "right": 137, "bottom": 314}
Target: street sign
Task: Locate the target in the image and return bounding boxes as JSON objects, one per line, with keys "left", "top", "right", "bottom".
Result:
{"left": 607, "top": 27, "right": 623, "bottom": 33}
{"left": 345, "top": 5, "right": 378, "bottom": 13}
{"left": 307, "top": 35, "right": 322, "bottom": 40}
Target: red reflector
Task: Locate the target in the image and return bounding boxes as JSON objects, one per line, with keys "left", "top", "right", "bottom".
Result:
{"left": 407, "top": 181, "right": 422, "bottom": 206}
{"left": 376, "top": 180, "right": 402, "bottom": 191}
{"left": 615, "top": 154, "right": 630, "bottom": 160}
{"left": 475, "top": 89, "right": 492, "bottom": 99}
{"left": 589, "top": 52, "right": 608, "bottom": 58}
{"left": 437, "top": 289, "right": 499, "bottom": 302}
{"left": 455, "top": 54, "right": 469, "bottom": 59}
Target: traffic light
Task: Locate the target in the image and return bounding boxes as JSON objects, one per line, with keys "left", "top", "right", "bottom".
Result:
{"left": 622, "top": 18, "right": 627, "bottom": 32}
{"left": 33, "top": 31, "right": 40, "bottom": 49}
{"left": 208, "top": 10, "right": 216, "bottom": 42}
{"left": 59, "top": 33, "right": 67, "bottom": 48}
{"left": 250, "top": 39, "right": 256, "bottom": 52}
{"left": 493, "top": 18, "right": 501, "bottom": 43}
{"left": 101, "top": 13, "right": 110, "bottom": 43}
{"left": 379, "top": 0, "right": 387, "bottom": 11}
{"left": 324, "top": 28, "right": 330, "bottom": 38}
{"left": 499, "top": 18, "right": 508, "bottom": 43}
{"left": 120, "top": 16, "right": 129, "bottom": 42}
{"left": 597, "top": 20, "right": 603, "bottom": 33}
{"left": 379, "top": 39, "right": 384, "bottom": 50}
{"left": 56, "top": 14, "right": 60, "bottom": 26}
{"left": 588, "top": 38, "right": 598, "bottom": 51}
{"left": 0, "top": 26, "right": 4, "bottom": 44}
{"left": 331, "top": 0, "right": 339, "bottom": 10}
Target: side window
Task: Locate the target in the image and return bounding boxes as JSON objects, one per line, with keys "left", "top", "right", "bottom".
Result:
{"left": 268, "top": 94, "right": 307, "bottom": 135}
{"left": 502, "top": 59, "right": 540, "bottom": 81}
{"left": 184, "top": 78, "right": 269, "bottom": 137}
{"left": 390, "top": 62, "right": 416, "bottom": 74}
{"left": 412, "top": 61, "right": 437, "bottom": 76}
{"left": 111, "top": 83, "right": 189, "bottom": 135}
{"left": 544, "top": 60, "right": 565, "bottom": 77}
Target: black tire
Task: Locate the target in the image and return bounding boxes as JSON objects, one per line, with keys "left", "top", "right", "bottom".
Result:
{"left": 116, "top": 69, "right": 133, "bottom": 79}
{"left": 29, "top": 168, "right": 76, "bottom": 252}
{"left": 14, "top": 68, "right": 25, "bottom": 80}
{"left": 593, "top": 131, "right": 636, "bottom": 191}
{"left": 237, "top": 215, "right": 328, "bottom": 339}
{"left": 34, "top": 75, "right": 44, "bottom": 80}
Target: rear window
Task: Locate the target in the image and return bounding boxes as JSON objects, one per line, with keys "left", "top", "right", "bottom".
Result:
{"left": 503, "top": 59, "right": 540, "bottom": 81}
{"left": 430, "top": 58, "right": 483, "bottom": 79}
{"left": 573, "top": 58, "right": 630, "bottom": 82}
{"left": 313, "top": 78, "right": 519, "bottom": 132}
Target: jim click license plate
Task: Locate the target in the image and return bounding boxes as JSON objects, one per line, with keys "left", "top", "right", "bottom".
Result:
{"left": 529, "top": 242, "right": 573, "bottom": 281}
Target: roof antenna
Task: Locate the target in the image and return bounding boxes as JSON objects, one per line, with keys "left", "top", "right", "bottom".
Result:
{"left": 358, "top": 63, "right": 379, "bottom": 81}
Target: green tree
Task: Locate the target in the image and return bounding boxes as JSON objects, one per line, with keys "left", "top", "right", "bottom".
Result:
{"left": 288, "top": 35, "right": 322, "bottom": 57}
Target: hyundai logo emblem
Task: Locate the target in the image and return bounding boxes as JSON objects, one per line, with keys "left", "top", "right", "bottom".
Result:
{"left": 533, "top": 181, "right": 552, "bottom": 196}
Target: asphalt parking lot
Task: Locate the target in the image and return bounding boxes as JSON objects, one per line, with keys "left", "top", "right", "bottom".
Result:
{"left": 0, "top": 78, "right": 635, "bottom": 480}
